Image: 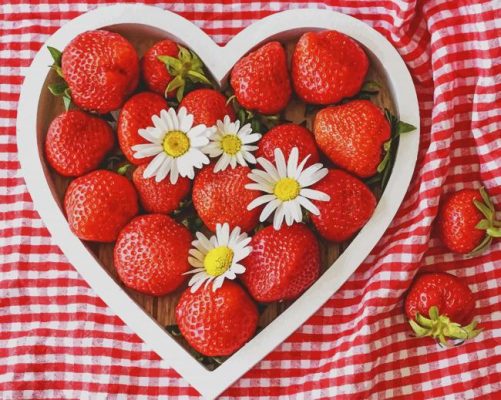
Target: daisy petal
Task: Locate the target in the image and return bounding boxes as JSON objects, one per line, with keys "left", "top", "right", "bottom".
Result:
{"left": 300, "top": 188, "right": 330, "bottom": 201}
{"left": 260, "top": 198, "right": 281, "bottom": 221}
{"left": 298, "top": 195, "right": 320, "bottom": 215}
{"left": 231, "top": 263, "right": 246, "bottom": 274}
{"left": 143, "top": 152, "right": 167, "bottom": 178}
{"left": 189, "top": 248, "right": 205, "bottom": 261}
{"left": 188, "top": 257, "right": 203, "bottom": 268}
{"left": 152, "top": 114, "right": 168, "bottom": 132}
{"left": 287, "top": 147, "right": 299, "bottom": 177}
{"left": 196, "top": 232, "right": 213, "bottom": 252}
{"left": 138, "top": 127, "right": 163, "bottom": 144}
{"left": 191, "top": 274, "right": 208, "bottom": 293}
{"left": 187, "top": 124, "right": 209, "bottom": 139}
{"left": 212, "top": 275, "right": 226, "bottom": 291}
{"left": 247, "top": 194, "right": 276, "bottom": 210}
{"left": 169, "top": 162, "right": 179, "bottom": 184}
{"left": 160, "top": 109, "right": 174, "bottom": 131}
{"left": 133, "top": 144, "right": 163, "bottom": 159}
{"left": 235, "top": 152, "right": 246, "bottom": 167}
{"left": 284, "top": 202, "right": 294, "bottom": 226}
{"left": 189, "top": 271, "right": 207, "bottom": 286}
{"left": 245, "top": 183, "right": 271, "bottom": 193}
{"left": 274, "top": 148, "right": 287, "bottom": 178}
{"left": 294, "top": 155, "right": 311, "bottom": 178}
{"left": 155, "top": 157, "right": 172, "bottom": 182}
{"left": 219, "top": 223, "right": 230, "bottom": 246}
{"left": 168, "top": 108, "right": 179, "bottom": 130}
{"left": 273, "top": 203, "right": 286, "bottom": 230}
{"left": 257, "top": 157, "right": 280, "bottom": 181}
{"left": 214, "top": 154, "right": 230, "bottom": 172}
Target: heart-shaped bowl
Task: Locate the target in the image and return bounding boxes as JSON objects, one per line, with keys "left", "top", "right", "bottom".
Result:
{"left": 17, "top": 4, "right": 419, "bottom": 399}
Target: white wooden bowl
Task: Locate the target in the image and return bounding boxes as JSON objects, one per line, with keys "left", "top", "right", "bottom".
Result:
{"left": 17, "top": 5, "right": 419, "bottom": 399}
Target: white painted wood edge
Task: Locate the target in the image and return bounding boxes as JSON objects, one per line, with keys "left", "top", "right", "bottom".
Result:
{"left": 17, "top": 5, "right": 420, "bottom": 399}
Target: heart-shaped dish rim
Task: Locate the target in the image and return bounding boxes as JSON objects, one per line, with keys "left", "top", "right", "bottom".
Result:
{"left": 17, "top": 4, "right": 420, "bottom": 399}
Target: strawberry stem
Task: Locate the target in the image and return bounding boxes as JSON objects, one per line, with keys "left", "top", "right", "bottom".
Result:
{"left": 158, "top": 45, "right": 213, "bottom": 102}
{"left": 409, "top": 306, "right": 481, "bottom": 346}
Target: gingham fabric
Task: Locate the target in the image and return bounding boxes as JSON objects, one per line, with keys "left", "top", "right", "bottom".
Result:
{"left": 1, "top": 0, "right": 500, "bottom": 398}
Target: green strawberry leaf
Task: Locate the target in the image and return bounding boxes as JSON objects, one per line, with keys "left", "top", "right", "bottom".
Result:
{"left": 361, "top": 80, "right": 381, "bottom": 92}
{"left": 473, "top": 199, "right": 494, "bottom": 221}
{"left": 250, "top": 119, "right": 261, "bottom": 133}
{"left": 50, "top": 64, "right": 64, "bottom": 78}
{"left": 470, "top": 235, "right": 492, "bottom": 255}
{"left": 157, "top": 55, "right": 183, "bottom": 74}
{"left": 117, "top": 164, "right": 132, "bottom": 176}
{"left": 475, "top": 219, "right": 490, "bottom": 230}
{"left": 237, "top": 109, "right": 247, "bottom": 124}
{"left": 47, "top": 46, "right": 62, "bottom": 65}
{"left": 186, "top": 70, "right": 212, "bottom": 86}
{"left": 47, "top": 82, "right": 67, "bottom": 96}
{"left": 48, "top": 46, "right": 65, "bottom": 78}
{"left": 165, "top": 324, "right": 182, "bottom": 337}
{"left": 487, "top": 227, "right": 501, "bottom": 238}
{"left": 377, "top": 147, "right": 391, "bottom": 173}
{"left": 398, "top": 120, "right": 417, "bottom": 134}
{"left": 479, "top": 186, "right": 495, "bottom": 211}
{"left": 63, "top": 95, "right": 71, "bottom": 111}
{"left": 374, "top": 109, "right": 417, "bottom": 191}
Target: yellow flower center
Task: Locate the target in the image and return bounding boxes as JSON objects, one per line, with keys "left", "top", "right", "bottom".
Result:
{"left": 274, "top": 177, "right": 300, "bottom": 201}
{"left": 203, "top": 246, "right": 234, "bottom": 277}
{"left": 221, "top": 134, "right": 242, "bottom": 155}
{"left": 163, "top": 131, "right": 190, "bottom": 158}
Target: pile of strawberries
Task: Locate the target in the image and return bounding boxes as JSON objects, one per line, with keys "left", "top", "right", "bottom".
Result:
{"left": 44, "top": 28, "right": 497, "bottom": 358}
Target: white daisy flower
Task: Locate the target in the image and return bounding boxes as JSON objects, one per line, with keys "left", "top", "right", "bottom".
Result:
{"left": 132, "top": 107, "right": 212, "bottom": 184}
{"left": 246, "top": 147, "right": 330, "bottom": 230}
{"left": 203, "top": 115, "right": 261, "bottom": 172}
{"left": 185, "top": 223, "right": 252, "bottom": 292}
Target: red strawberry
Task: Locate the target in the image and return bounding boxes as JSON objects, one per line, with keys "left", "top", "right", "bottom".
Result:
{"left": 405, "top": 272, "right": 481, "bottom": 345}
{"left": 114, "top": 214, "right": 192, "bottom": 296}
{"left": 192, "top": 165, "right": 261, "bottom": 232}
{"left": 64, "top": 170, "right": 138, "bottom": 242}
{"left": 310, "top": 169, "right": 376, "bottom": 242}
{"left": 230, "top": 41, "right": 291, "bottom": 115}
{"left": 141, "top": 39, "right": 211, "bottom": 100}
{"left": 255, "top": 123, "right": 319, "bottom": 166}
{"left": 45, "top": 110, "right": 114, "bottom": 177}
{"left": 175, "top": 281, "right": 258, "bottom": 356}
{"left": 61, "top": 30, "right": 139, "bottom": 114}
{"left": 241, "top": 224, "right": 320, "bottom": 302}
{"left": 437, "top": 187, "right": 500, "bottom": 254}
{"left": 313, "top": 100, "right": 391, "bottom": 178}
{"left": 132, "top": 164, "right": 191, "bottom": 214}
{"left": 292, "top": 30, "right": 369, "bottom": 105}
{"left": 179, "top": 88, "right": 235, "bottom": 127}
{"left": 117, "top": 92, "right": 167, "bottom": 164}
{"left": 141, "top": 39, "right": 178, "bottom": 95}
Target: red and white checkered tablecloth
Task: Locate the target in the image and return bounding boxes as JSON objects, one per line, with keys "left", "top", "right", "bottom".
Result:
{"left": 1, "top": 0, "right": 500, "bottom": 398}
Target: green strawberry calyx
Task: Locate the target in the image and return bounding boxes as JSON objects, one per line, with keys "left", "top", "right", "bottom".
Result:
{"left": 47, "top": 46, "right": 72, "bottom": 111}
{"left": 409, "top": 306, "right": 481, "bottom": 346}
{"left": 226, "top": 93, "right": 279, "bottom": 134}
{"left": 471, "top": 186, "right": 501, "bottom": 254}
{"left": 157, "top": 46, "right": 212, "bottom": 102}
{"left": 373, "top": 109, "right": 416, "bottom": 190}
